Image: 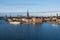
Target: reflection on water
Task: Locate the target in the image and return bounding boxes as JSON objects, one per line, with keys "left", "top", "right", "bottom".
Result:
{"left": 52, "top": 24, "right": 58, "bottom": 28}
{"left": 0, "top": 20, "right": 60, "bottom": 40}
{"left": 33, "top": 23, "right": 43, "bottom": 27}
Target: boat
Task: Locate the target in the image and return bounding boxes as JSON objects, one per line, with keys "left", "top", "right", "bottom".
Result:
{"left": 6, "top": 18, "right": 20, "bottom": 25}
{"left": 9, "top": 21, "right": 20, "bottom": 25}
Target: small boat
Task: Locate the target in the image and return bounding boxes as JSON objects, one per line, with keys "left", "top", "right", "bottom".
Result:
{"left": 9, "top": 22, "right": 20, "bottom": 25}
{"left": 6, "top": 18, "right": 21, "bottom": 25}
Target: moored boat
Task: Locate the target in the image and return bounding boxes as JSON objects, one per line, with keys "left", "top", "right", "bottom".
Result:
{"left": 9, "top": 21, "right": 20, "bottom": 25}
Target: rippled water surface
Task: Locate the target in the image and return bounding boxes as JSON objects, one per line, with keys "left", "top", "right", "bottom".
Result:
{"left": 0, "top": 20, "right": 60, "bottom": 40}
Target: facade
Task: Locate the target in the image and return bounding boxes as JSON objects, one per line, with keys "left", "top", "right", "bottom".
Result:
{"left": 44, "top": 17, "right": 51, "bottom": 21}
{"left": 32, "top": 17, "right": 43, "bottom": 24}
{"left": 25, "top": 18, "right": 32, "bottom": 23}
{"left": 51, "top": 16, "right": 57, "bottom": 21}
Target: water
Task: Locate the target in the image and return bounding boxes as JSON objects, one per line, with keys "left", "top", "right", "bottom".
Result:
{"left": 0, "top": 20, "right": 60, "bottom": 40}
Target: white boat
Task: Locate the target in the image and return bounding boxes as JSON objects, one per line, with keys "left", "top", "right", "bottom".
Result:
{"left": 9, "top": 22, "right": 20, "bottom": 25}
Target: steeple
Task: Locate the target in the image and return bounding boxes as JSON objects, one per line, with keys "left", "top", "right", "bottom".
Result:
{"left": 56, "top": 13, "right": 58, "bottom": 18}
{"left": 27, "top": 10, "right": 29, "bottom": 17}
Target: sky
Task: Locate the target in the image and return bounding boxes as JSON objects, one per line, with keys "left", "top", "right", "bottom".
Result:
{"left": 0, "top": 0, "right": 60, "bottom": 16}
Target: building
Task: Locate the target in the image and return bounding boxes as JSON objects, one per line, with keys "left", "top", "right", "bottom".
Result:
{"left": 51, "top": 16, "right": 57, "bottom": 21}
{"left": 56, "top": 13, "right": 58, "bottom": 18}
{"left": 32, "top": 17, "right": 43, "bottom": 24}
{"left": 44, "top": 17, "right": 51, "bottom": 21}
{"left": 27, "top": 10, "right": 29, "bottom": 18}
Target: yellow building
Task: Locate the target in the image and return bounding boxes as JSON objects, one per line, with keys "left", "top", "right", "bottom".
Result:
{"left": 44, "top": 17, "right": 51, "bottom": 21}
{"left": 25, "top": 19, "right": 32, "bottom": 23}
{"left": 22, "top": 18, "right": 32, "bottom": 23}
{"left": 51, "top": 16, "right": 57, "bottom": 21}
{"left": 32, "top": 17, "right": 43, "bottom": 24}
{"left": 15, "top": 18, "right": 22, "bottom": 22}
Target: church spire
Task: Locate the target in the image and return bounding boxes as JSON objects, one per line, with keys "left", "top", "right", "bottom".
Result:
{"left": 27, "top": 10, "right": 29, "bottom": 17}
{"left": 56, "top": 13, "right": 58, "bottom": 18}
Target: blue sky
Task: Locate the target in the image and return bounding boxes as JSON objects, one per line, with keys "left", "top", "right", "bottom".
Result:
{"left": 0, "top": 0, "right": 60, "bottom": 12}
{"left": 0, "top": 0, "right": 60, "bottom": 16}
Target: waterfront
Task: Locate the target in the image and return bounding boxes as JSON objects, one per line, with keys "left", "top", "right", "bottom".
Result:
{"left": 0, "top": 20, "right": 60, "bottom": 40}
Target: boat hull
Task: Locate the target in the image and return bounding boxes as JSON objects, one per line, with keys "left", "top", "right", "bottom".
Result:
{"left": 9, "top": 22, "right": 20, "bottom": 25}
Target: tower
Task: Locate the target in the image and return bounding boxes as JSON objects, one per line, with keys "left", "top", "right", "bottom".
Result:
{"left": 56, "top": 13, "right": 58, "bottom": 18}
{"left": 27, "top": 10, "right": 29, "bottom": 17}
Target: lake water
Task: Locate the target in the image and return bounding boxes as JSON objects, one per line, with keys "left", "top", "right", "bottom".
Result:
{"left": 0, "top": 20, "right": 60, "bottom": 40}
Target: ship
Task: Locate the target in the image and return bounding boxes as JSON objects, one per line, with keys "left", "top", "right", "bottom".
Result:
{"left": 6, "top": 18, "right": 21, "bottom": 25}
